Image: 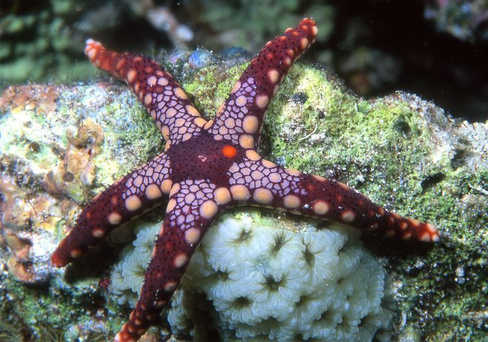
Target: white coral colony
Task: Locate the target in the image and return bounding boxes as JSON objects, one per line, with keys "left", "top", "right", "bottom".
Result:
{"left": 111, "top": 211, "right": 394, "bottom": 341}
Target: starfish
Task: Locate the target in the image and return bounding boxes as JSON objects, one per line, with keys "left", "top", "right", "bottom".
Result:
{"left": 51, "top": 18, "right": 439, "bottom": 341}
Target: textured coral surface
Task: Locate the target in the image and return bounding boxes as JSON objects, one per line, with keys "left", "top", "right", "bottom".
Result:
{"left": 110, "top": 212, "right": 395, "bottom": 340}
{"left": 170, "top": 212, "right": 394, "bottom": 341}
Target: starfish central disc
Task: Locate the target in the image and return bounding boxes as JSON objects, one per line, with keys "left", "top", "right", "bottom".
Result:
{"left": 167, "top": 131, "right": 244, "bottom": 185}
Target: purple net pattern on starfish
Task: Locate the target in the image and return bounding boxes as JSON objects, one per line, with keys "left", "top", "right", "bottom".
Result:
{"left": 51, "top": 18, "right": 439, "bottom": 342}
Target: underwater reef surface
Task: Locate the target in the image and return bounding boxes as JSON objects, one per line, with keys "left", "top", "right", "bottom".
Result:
{"left": 0, "top": 59, "right": 487, "bottom": 340}
{"left": 115, "top": 212, "right": 395, "bottom": 341}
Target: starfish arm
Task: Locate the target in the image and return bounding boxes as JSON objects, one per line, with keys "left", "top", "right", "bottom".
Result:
{"left": 228, "top": 157, "right": 440, "bottom": 242}
{"left": 51, "top": 153, "right": 173, "bottom": 267}
{"left": 115, "top": 180, "right": 225, "bottom": 342}
{"left": 208, "top": 18, "right": 318, "bottom": 149}
{"left": 85, "top": 39, "right": 207, "bottom": 146}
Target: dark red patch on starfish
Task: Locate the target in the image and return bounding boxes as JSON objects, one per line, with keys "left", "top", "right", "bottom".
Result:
{"left": 51, "top": 18, "right": 439, "bottom": 341}
{"left": 166, "top": 131, "right": 244, "bottom": 185}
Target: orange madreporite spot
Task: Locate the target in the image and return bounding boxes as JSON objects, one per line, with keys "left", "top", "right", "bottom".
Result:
{"left": 222, "top": 145, "right": 238, "bottom": 158}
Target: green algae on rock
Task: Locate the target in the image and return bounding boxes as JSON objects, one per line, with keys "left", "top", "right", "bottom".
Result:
{"left": 0, "top": 59, "right": 487, "bottom": 340}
